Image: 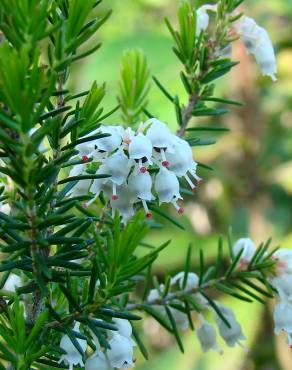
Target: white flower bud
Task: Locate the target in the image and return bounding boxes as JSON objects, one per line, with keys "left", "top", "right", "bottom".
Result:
{"left": 196, "top": 5, "right": 217, "bottom": 35}
{"left": 171, "top": 272, "right": 199, "bottom": 290}
{"left": 155, "top": 167, "right": 183, "bottom": 213}
{"left": 129, "top": 133, "right": 153, "bottom": 173}
{"left": 107, "top": 333, "right": 135, "bottom": 369}
{"left": 85, "top": 351, "right": 112, "bottom": 370}
{"left": 197, "top": 317, "right": 222, "bottom": 353}
{"left": 273, "top": 302, "right": 292, "bottom": 335}
{"left": 235, "top": 16, "right": 277, "bottom": 81}
{"left": 233, "top": 238, "right": 256, "bottom": 268}
{"left": 146, "top": 119, "right": 173, "bottom": 149}
{"left": 95, "top": 125, "right": 123, "bottom": 152}
{"left": 215, "top": 305, "right": 246, "bottom": 348}
{"left": 59, "top": 322, "right": 87, "bottom": 370}
{"left": 3, "top": 273, "right": 22, "bottom": 292}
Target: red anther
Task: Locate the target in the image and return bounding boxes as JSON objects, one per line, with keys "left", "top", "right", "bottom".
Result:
{"left": 140, "top": 166, "right": 147, "bottom": 174}
{"left": 111, "top": 195, "right": 119, "bottom": 201}
{"left": 197, "top": 178, "right": 203, "bottom": 185}
{"left": 162, "top": 160, "right": 170, "bottom": 167}
{"left": 82, "top": 155, "right": 89, "bottom": 162}
{"left": 192, "top": 187, "right": 198, "bottom": 193}
{"left": 146, "top": 212, "right": 152, "bottom": 219}
{"left": 178, "top": 207, "right": 184, "bottom": 215}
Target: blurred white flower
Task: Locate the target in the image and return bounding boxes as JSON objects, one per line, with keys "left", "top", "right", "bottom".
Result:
{"left": 273, "top": 302, "right": 292, "bottom": 335}
{"left": 85, "top": 350, "right": 112, "bottom": 370}
{"left": 272, "top": 249, "right": 292, "bottom": 275}
{"left": 59, "top": 322, "right": 87, "bottom": 370}
{"left": 107, "top": 333, "right": 135, "bottom": 369}
{"left": 271, "top": 275, "right": 292, "bottom": 303}
{"left": 197, "top": 316, "right": 222, "bottom": 354}
{"left": 196, "top": 4, "right": 218, "bottom": 35}
{"left": 233, "top": 238, "right": 256, "bottom": 268}
{"left": 235, "top": 16, "right": 277, "bottom": 81}
{"left": 171, "top": 272, "right": 199, "bottom": 290}
{"left": 215, "top": 305, "right": 246, "bottom": 348}
{"left": 3, "top": 273, "right": 22, "bottom": 292}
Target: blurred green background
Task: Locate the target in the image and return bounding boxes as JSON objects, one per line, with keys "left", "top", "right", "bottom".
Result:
{"left": 72, "top": 0, "right": 292, "bottom": 369}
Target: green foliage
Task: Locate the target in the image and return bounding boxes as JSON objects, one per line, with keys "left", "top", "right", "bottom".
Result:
{"left": 118, "top": 49, "right": 151, "bottom": 125}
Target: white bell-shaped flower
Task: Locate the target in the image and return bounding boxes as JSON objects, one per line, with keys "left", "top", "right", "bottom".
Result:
{"left": 105, "top": 149, "right": 130, "bottom": 186}
{"left": 273, "top": 302, "right": 292, "bottom": 335}
{"left": 110, "top": 185, "right": 135, "bottom": 223}
{"left": 155, "top": 167, "right": 183, "bottom": 213}
{"left": 88, "top": 165, "right": 110, "bottom": 203}
{"left": 69, "top": 163, "right": 86, "bottom": 178}
{"left": 166, "top": 137, "right": 202, "bottom": 192}
{"left": 272, "top": 249, "right": 292, "bottom": 275}
{"left": 129, "top": 133, "right": 153, "bottom": 173}
{"left": 3, "top": 273, "right": 22, "bottom": 292}
{"left": 147, "top": 287, "right": 165, "bottom": 315}
{"left": 215, "top": 305, "right": 246, "bottom": 348}
{"left": 128, "top": 171, "right": 153, "bottom": 202}
{"left": 235, "top": 16, "right": 277, "bottom": 81}
{"left": 170, "top": 306, "right": 189, "bottom": 331}
{"left": 197, "top": 316, "right": 222, "bottom": 353}
{"left": 196, "top": 4, "right": 218, "bottom": 35}
{"left": 107, "top": 333, "right": 135, "bottom": 369}
{"left": 128, "top": 171, "right": 153, "bottom": 218}
{"left": 105, "top": 149, "right": 131, "bottom": 200}
{"left": 59, "top": 322, "right": 87, "bottom": 370}
{"left": 110, "top": 318, "right": 136, "bottom": 347}
{"left": 233, "top": 238, "right": 256, "bottom": 269}
{"left": 171, "top": 271, "right": 208, "bottom": 308}
{"left": 146, "top": 119, "right": 174, "bottom": 167}
{"left": 76, "top": 129, "right": 100, "bottom": 159}
{"left": 271, "top": 275, "right": 292, "bottom": 303}
{"left": 69, "top": 179, "right": 92, "bottom": 198}
{"left": 68, "top": 164, "right": 92, "bottom": 197}
{"left": 112, "top": 318, "right": 132, "bottom": 338}
{"left": 85, "top": 351, "right": 112, "bottom": 370}
{"left": 171, "top": 271, "right": 199, "bottom": 290}
{"left": 94, "top": 125, "right": 123, "bottom": 152}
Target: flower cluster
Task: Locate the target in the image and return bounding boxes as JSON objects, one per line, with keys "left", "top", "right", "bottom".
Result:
{"left": 270, "top": 249, "right": 292, "bottom": 347}
{"left": 69, "top": 119, "right": 202, "bottom": 222}
{"left": 196, "top": 5, "right": 277, "bottom": 81}
{"left": 147, "top": 264, "right": 246, "bottom": 354}
{"left": 59, "top": 318, "right": 136, "bottom": 370}
{"left": 233, "top": 238, "right": 292, "bottom": 348}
